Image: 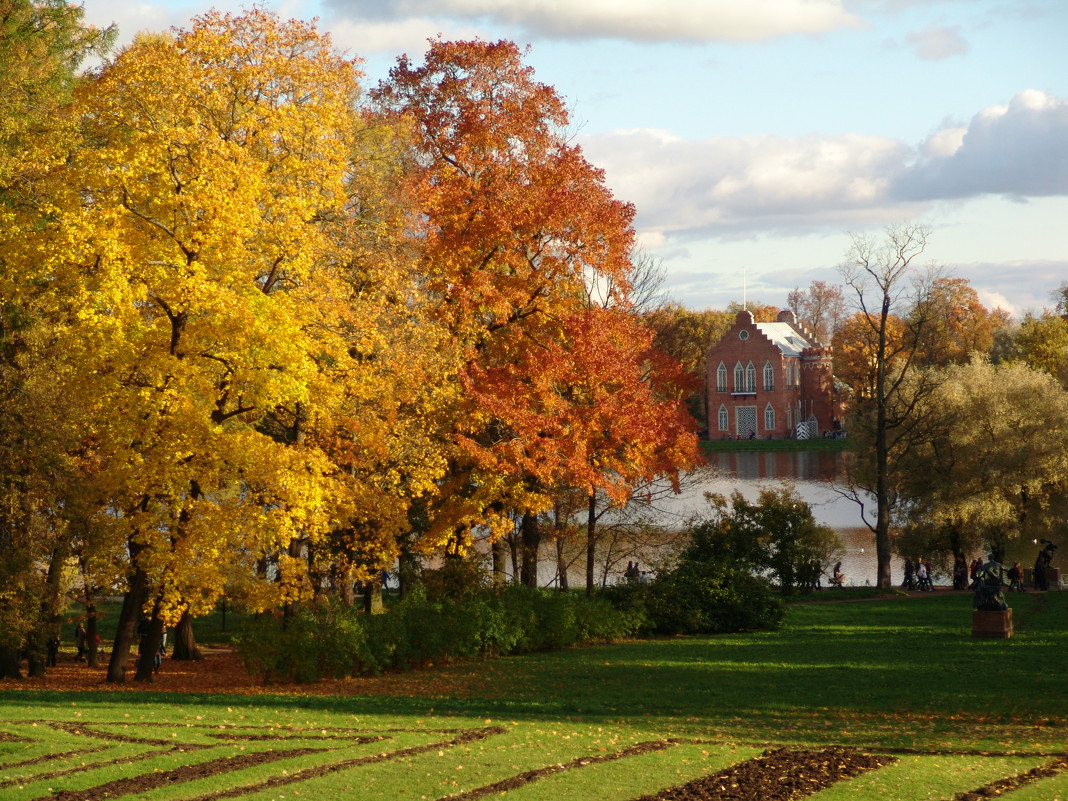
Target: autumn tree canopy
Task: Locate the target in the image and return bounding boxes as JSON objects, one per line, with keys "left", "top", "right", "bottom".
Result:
{"left": 373, "top": 39, "right": 697, "bottom": 584}
{"left": 0, "top": 16, "right": 700, "bottom": 677}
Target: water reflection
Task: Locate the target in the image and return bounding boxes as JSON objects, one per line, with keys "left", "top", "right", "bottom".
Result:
{"left": 526, "top": 450, "right": 1056, "bottom": 590}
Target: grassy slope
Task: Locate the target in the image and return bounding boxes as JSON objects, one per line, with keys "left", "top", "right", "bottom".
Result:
{"left": 3, "top": 592, "right": 1067, "bottom": 800}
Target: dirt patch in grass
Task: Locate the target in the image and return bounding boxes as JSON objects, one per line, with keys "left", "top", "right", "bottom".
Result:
{"left": 0, "top": 645, "right": 512, "bottom": 699}
{"left": 634, "top": 747, "right": 895, "bottom": 800}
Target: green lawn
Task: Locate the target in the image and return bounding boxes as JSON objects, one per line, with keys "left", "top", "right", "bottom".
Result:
{"left": 3, "top": 592, "right": 1066, "bottom": 800}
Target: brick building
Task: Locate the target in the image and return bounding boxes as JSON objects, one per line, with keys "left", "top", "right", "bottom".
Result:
{"left": 706, "top": 309, "right": 845, "bottom": 439}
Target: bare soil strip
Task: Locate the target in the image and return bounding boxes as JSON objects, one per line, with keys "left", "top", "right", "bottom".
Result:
{"left": 4, "top": 748, "right": 190, "bottom": 792}
{"left": 953, "top": 756, "right": 1068, "bottom": 800}
{"left": 631, "top": 747, "right": 896, "bottom": 801}
{"left": 33, "top": 747, "right": 328, "bottom": 801}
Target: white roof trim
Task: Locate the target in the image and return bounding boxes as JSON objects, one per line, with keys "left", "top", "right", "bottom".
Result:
{"left": 754, "top": 322, "right": 812, "bottom": 358}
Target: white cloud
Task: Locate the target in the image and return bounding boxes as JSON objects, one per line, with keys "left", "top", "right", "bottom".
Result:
{"left": 580, "top": 92, "right": 1068, "bottom": 246}
{"left": 324, "top": 0, "right": 861, "bottom": 43}
{"left": 581, "top": 128, "right": 916, "bottom": 239}
{"left": 325, "top": 16, "right": 488, "bottom": 56}
{"left": 898, "top": 90, "right": 1068, "bottom": 200}
{"left": 904, "top": 25, "right": 969, "bottom": 60}
{"left": 82, "top": 1, "right": 176, "bottom": 43}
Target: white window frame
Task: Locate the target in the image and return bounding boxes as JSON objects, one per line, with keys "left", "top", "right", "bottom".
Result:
{"left": 764, "top": 403, "right": 775, "bottom": 431}
{"left": 763, "top": 361, "right": 774, "bottom": 391}
{"left": 716, "top": 362, "right": 728, "bottom": 393}
{"left": 718, "top": 404, "right": 729, "bottom": 431}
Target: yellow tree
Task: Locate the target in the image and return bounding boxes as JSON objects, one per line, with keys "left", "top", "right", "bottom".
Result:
{"left": 29, "top": 10, "right": 425, "bottom": 681}
{"left": 0, "top": 0, "right": 113, "bottom": 679}
{"left": 897, "top": 359, "right": 1068, "bottom": 561}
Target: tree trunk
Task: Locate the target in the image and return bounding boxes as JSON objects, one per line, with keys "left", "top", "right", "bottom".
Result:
{"left": 85, "top": 598, "right": 100, "bottom": 669}
{"left": 556, "top": 536, "right": 568, "bottom": 591}
{"left": 171, "top": 609, "right": 202, "bottom": 661}
{"left": 363, "top": 580, "right": 383, "bottom": 614}
{"left": 25, "top": 628, "right": 45, "bottom": 677}
{"left": 106, "top": 552, "right": 149, "bottom": 683}
{"left": 520, "top": 511, "right": 540, "bottom": 588}
{"left": 0, "top": 645, "right": 22, "bottom": 680}
{"left": 491, "top": 538, "right": 508, "bottom": 587}
{"left": 134, "top": 607, "right": 164, "bottom": 682}
{"left": 586, "top": 493, "right": 597, "bottom": 595}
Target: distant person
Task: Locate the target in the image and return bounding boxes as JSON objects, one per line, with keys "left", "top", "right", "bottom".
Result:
{"left": 1008, "top": 561, "right": 1025, "bottom": 593}
{"left": 75, "top": 623, "right": 87, "bottom": 663}
{"left": 830, "top": 562, "right": 845, "bottom": 587}
{"left": 915, "top": 557, "right": 932, "bottom": 591}
{"left": 902, "top": 557, "right": 915, "bottom": 590}
{"left": 1034, "top": 540, "right": 1057, "bottom": 591}
{"left": 953, "top": 556, "right": 968, "bottom": 590}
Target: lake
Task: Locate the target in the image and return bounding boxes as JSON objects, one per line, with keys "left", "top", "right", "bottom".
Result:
{"left": 518, "top": 449, "right": 1046, "bottom": 589}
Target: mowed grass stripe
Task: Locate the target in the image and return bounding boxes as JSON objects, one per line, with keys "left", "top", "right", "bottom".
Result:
{"left": 248, "top": 725, "right": 700, "bottom": 801}
{"left": 813, "top": 754, "right": 1054, "bottom": 801}
{"left": 466, "top": 742, "right": 767, "bottom": 801}
{"left": 446, "top": 738, "right": 690, "bottom": 799}
{"left": 182, "top": 726, "right": 506, "bottom": 801}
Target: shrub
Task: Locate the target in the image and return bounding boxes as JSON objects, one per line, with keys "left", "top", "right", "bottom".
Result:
{"left": 234, "top": 585, "right": 644, "bottom": 683}
{"left": 641, "top": 560, "right": 784, "bottom": 635}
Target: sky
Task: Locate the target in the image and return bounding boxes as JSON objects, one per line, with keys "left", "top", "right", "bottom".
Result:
{"left": 79, "top": 0, "right": 1068, "bottom": 318}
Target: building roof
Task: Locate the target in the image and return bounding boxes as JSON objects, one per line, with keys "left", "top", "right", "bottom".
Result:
{"left": 754, "top": 322, "right": 813, "bottom": 358}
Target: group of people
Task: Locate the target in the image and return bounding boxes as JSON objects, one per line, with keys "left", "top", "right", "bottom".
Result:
{"left": 623, "top": 561, "right": 649, "bottom": 583}
{"left": 901, "top": 556, "right": 934, "bottom": 591}
{"left": 902, "top": 544, "right": 1059, "bottom": 595}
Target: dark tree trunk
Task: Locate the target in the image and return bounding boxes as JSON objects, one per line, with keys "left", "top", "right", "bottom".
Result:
{"left": 85, "top": 598, "right": 100, "bottom": 669}
{"left": 398, "top": 548, "right": 418, "bottom": 600}
{"left": 134, "top": 606, "right": 164, "bottom": 682}
{"left": 520, "top": 511, "right": 540, "bottom": 588}
{"left": 586, "top": 493, "right": 597, "bottom": 595}
{"left": 556, "top": 536, "right": 568, "bottom": 592}
{"left": 491, "top": 538, "right": 508, "bottom": 587}
{"left": 0, "top": 645, "right": 22, "bottom": 680}
{"left": 171, "top": 609, "right": 202, "bottom": 661}
{"left": 106, "top": 550, "right": 149, "bottom": 683}
{"left": 25, "top": 628, "right": 45, "bottom": 677}
{"left": 363, "top": 580, "right": 383, "bottom": 614}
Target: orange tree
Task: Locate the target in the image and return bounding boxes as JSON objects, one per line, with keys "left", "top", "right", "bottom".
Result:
{"left": 374, "top": 40, "right": 697, "bottom": 586}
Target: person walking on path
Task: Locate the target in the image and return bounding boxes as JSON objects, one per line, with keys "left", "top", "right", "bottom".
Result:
{"left": 902, "top": 557, "right": 915, "bottom": 590}
{"left": 75, "top": 623, "right": 87, "bottom": 663}
{"left": 915, "top": 557, "right": 932, "bottom": 591}
{"left": 1008, "top": 561, "right": 1026, "bottom": 592}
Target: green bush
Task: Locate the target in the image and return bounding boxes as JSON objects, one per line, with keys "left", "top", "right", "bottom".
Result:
{"left": 640, "top": 560, "right": 784, "bottom": 635}
{"left": 234, "top": 585, "right": 644, "bottom": 683}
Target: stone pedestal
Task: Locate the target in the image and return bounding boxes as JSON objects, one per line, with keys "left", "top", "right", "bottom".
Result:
{"left": 972, "top": 609, "right": 1013, "bottom": 639}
